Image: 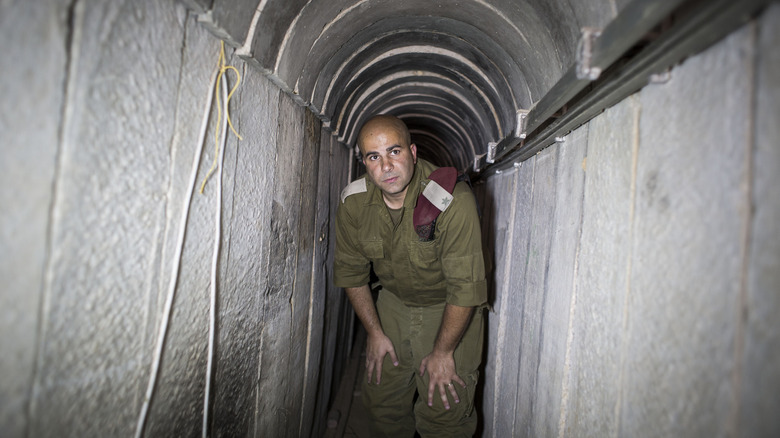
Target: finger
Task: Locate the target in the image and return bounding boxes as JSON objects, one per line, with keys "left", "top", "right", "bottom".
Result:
{"left": 438, "top": 383, "right": 450, "bottom": 410}
{"left": 375, "top": 360, "right": 383, "bottom": 385}
{"left": 366, "top": 361, "right": 374, "bottom": 384}
{"left": 447, "top": 382, "right": 460, "bottom": 404}
{"left": 418, "top": 359, "right": 426, "bottom": 377}
{"left": 427, "top": 380, "right": 436, "bottom": 407}
{"left": 389, "top": 349, "right": 399, "bottom": 367}
{"left": 453, "top": 374, "right": 467, "bottom": 388}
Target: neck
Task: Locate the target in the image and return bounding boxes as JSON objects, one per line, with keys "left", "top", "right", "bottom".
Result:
{"left": 383, "top": 189, "right": 407, "bottom": 209}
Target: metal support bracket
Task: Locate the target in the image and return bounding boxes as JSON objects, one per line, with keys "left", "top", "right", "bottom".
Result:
{"left": 576, "top": 27, "right": 603, "bottom": 80}
{"left": 473, "top": 153, "right": 486, "bottom": 172}
{"left": 514, "top": 109, "right": 530, "bottom": 139}
{"left": 486, "top": 142, "right": 498, "bottom": 164}
{"left": 649, "top": 69, "right": 672, "bottom": 84}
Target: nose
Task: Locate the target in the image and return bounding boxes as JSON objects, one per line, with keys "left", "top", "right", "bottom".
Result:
{"left": 382, "top": 159, "right": 393, "bottom": 172}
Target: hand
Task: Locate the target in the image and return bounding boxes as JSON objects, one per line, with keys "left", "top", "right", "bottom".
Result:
{"left": 419, "top": 350, "right": 466, "bottom": 410}
{"left": 365, "top": 331, "right": 398, "bottom": 385}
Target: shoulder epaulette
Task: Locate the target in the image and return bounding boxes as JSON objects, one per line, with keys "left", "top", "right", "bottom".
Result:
{"left": 422, "top": 179, "right": 454, "bottom": 212}
{"left": 340, "top": 178, "right": 367, "bottom": 203}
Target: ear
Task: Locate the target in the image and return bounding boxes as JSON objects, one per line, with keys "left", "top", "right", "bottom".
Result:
{"left": 356, "top": 145, "right": 366, "bottom": 166}
{"left": 410, "top": 143, "right": 417, "bottom": 163}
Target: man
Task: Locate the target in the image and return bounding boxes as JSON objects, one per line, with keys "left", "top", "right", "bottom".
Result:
{"left": 334, "top": 114, "right": 487, "bottom": 436}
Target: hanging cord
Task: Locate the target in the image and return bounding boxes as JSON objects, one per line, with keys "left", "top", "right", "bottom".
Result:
{"left": 135, "top": 40, "right": 242, "bottom": 438}
{"left": 202, "top": 40, "right": 242, "bottom": 437}
{"left": 134, "top": 65, "right": 219, "bottom": 438}
{"left": 202, "top": 69, "right": 228, "bottom": 438}
{"left": 200, "top": 41, "right": 243, "bottom": 194}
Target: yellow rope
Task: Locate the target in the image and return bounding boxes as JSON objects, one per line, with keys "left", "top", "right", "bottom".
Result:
{"left": 200, "top": 41, "right": 243, "bottom": 194}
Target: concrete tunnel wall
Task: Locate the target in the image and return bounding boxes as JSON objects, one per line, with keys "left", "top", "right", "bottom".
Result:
{"left": 1, "top": 0, "right": 779, "bottom": 437}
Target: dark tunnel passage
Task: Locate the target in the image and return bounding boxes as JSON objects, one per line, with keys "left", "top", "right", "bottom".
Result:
{"left": 234, "top": 0, "right": 565, "bottom": 171}
{"left": 2, "top": 0, "right": 779, "bottom": 437}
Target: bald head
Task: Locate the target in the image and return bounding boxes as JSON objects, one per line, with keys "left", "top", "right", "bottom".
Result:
{"left": 357, "top": 115, "right": 411, "bottom": 154}
{"left": 355, "top": 114, "right": 418, "bottom": 208}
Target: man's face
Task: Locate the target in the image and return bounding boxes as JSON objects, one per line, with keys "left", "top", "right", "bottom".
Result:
{"left": 360, "top": 128, "right": 417, "bottom": 203}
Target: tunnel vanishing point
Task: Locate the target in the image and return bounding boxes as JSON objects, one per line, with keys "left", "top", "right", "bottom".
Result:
{"left": 1, "top": 0, "right": 779, "bottom": 437}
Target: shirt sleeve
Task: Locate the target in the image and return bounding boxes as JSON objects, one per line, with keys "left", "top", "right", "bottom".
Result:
{"left": 436, "top": 182, "right": 488, "bottom": 307}
{"left": 333, "top": 199, "right": 371, "bottom": 288}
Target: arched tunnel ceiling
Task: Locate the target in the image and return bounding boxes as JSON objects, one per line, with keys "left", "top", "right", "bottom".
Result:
{"left": 191, "top": 0, "right": 625, "bottom": 170}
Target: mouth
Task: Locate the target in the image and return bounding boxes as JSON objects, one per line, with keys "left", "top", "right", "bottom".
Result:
{"left": 383, "top": 176, "right": 399, "bottom": 184}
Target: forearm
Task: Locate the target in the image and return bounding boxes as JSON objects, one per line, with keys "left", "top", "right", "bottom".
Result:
{"left": 345, "top": 285, "right": 384, "bottom": 337}
{"left": 432, "top": 304, "right": 474, "bottom": 354}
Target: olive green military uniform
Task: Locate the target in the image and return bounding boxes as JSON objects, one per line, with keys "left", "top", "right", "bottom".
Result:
{"left": 334, "top": 158, "right": 487, "bottom": 437}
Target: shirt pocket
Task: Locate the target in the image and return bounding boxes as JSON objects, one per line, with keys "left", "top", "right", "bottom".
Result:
{"left": 359, "top": 240, "right": 384, "bottom": 261}
{"left": 409, "top": 240, "right": 444, "bottom": 284}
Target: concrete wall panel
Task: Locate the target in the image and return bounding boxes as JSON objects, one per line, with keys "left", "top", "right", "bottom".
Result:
{"left": 313, "top": 139, "right": 356, "bottom": 436}
{"left": 0, "top": 1, "right": 68, "bottom": 435}
{"left": 513, "top": 148, "right": 558, "bottom": 435}
{"left": 298, "top": 121, "right": 331, "bottom": 438}
{"left": 621, "top": 26, "right": 753, "bottom": 437}
{"left": 531, "top": 126, "right": 587, "bottom": 438}
{"left": 741, "top": 5, "right": 780, "bottom": 436}
{"left": 565, "top": 96, "right": 639, "bottom": 437}
{"left": 210, "top": 60, "right": 279, "bottom": 436}
{"left": 290, "top": 110, "right": 322, "bottom": 437}
{"left": 489, "top": 160, "right": 535, "bottom": 436}
{"left": 308, "top": 133, "right": 346, "bottom": 437}
{"left": 141, "top": 14, "right": 224, "bottom": 437}
{"left": 254, "top": 91, "right": 308, "bottom": 435}
{"left": 479, "top": 169, "right": 518, "bottom": 437}
{"left": 29, "top": 1, "right": 188, "bottom": 436}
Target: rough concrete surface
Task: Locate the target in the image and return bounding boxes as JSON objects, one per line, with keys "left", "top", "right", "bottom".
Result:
{"left": 513, "top": 147, "right": 558, "bottom": 436}
{"left": 566, "top": 95, "right": 639, "bottom": 438}
{"left": 531, "top": 125, "right": 587, "bottom": 438}
{"left": 490, "top": 157, "right": 536, "bottom": 437}
{"left": 208, "top": 55, "right": 278, "bottom": 436}
{"left": 478, "top": 169, "right": 518, "bottom": 437}
{"left": 0, "top": 1, "right": 68, "bottom": 436}
{"left": 29, "top": 1, "right": 187, "bottom": 436}
{"left": 740, "top": 4, "right": 780, "bottom": 437}
{"left": 622, "top": 25, "right": 753, "bottom": 438}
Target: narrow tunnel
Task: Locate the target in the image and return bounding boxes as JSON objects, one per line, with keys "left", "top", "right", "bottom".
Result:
{"left": 2, "top": 0, "right": 779, "bottom": 437}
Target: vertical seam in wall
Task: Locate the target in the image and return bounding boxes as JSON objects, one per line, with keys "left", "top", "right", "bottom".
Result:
{"left": 614, "top": 94, "right": 641, "bottom": 438}
{"left": 729, "top": 20, "right": 757, "bottom": 438}
{"left": 300, "top": 115, "right": 321, "bottom": 438}
{"left": 252, "top": 77, "right": 274, "bottom": 438}
{"left": 490, "top": 167, "right": 521, "bottom": 435}
{"left": 556, "top": 126, "right": 589, "bottom": 438}
{"left": 531, "top": 149, "right": 563, "bottom": 436}
{"left": 512, "top": 160, "right": 536, "bottom": 436}
{"left": 254, "top": 89, "right": 284, "bottom": 438}
{"left": 26, "top": 1, "right": 80, "bottom": 435}
{"left": 287, "top": 100, "right": 304, "bottom": 436}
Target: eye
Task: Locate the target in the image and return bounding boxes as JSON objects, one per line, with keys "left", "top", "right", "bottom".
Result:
{"left": 389, "top": 149, "right": 400, "bottom": 156}
{"left": 368, "top": 155, "right": 379, "bottom": 161}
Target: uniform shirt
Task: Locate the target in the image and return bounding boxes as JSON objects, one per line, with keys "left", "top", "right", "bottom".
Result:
{"left": 334, "top": 158, "right": 487, "bottom": 308}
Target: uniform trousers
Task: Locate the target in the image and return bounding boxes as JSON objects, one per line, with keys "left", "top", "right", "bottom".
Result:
{"left": 361, "top": 289, "right": 484, "bottom": 437}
